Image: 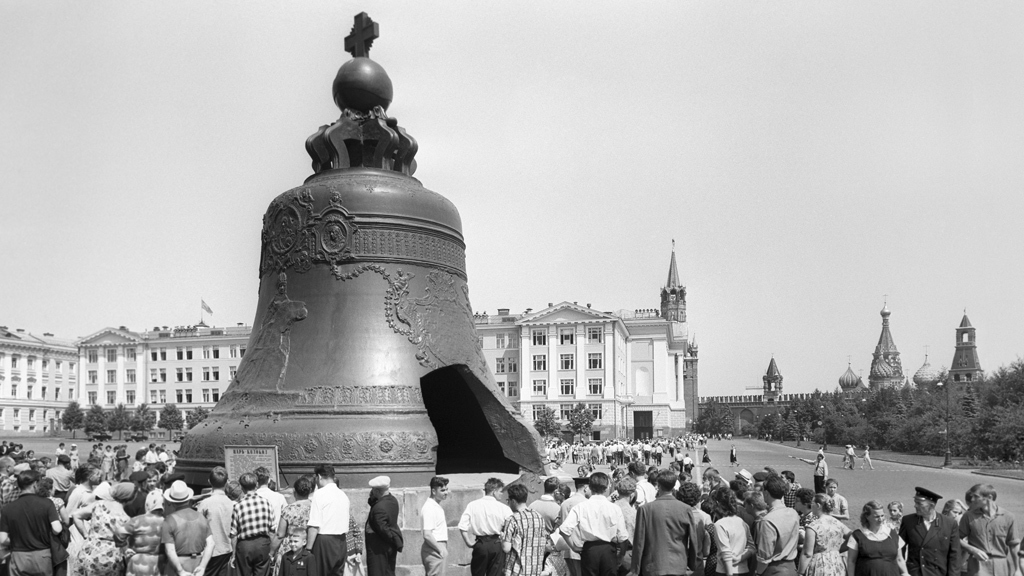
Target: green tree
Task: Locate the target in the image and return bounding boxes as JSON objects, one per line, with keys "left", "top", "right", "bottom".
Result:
{"left": 695, "top": 401, "right": 734, "bottom": 436}
{"left": 533, "top": 407, "right": 561, "bottom": 440}
{"left": 961, "top": 385, "right": 979, "bottom": 419}
{"left": 62, "top": 401, "right": 85, "bottom": 438}
{"left": 567, "top": 403, "right": 595, "bottom": 442}
{"left": 186, "top": 406, "right": 210, "bottom": 430}
{"left": 786, "top": 413, "right": 801, "bottom": 445}
{"left": 131, "top": 403, "right": 156, "bottom": 434}
{"left": 108, "top": 404, "right": 131, "bottom": 440}
{"left": 85, "top": 404, "right": 108, "bottom": 437}
{"left": 160, "top": 404, "right": 184, "bottom": 436}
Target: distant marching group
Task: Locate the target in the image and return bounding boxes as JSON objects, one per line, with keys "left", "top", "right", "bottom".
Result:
{"left": 0, "top": 436, "right": 1020, "bottom": 576}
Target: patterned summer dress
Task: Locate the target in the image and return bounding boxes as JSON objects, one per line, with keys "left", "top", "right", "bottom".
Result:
{"left": 806, "top": 515, "right": 847, "bottom": 576}
{"left": 76, "top": 501, "right": 130, "bottom": 576}
{"left": 115, "top": 512, "right": 166, "bottom": 576}
{"left": 277, "top": 499, "right": 312, "bottom": 562}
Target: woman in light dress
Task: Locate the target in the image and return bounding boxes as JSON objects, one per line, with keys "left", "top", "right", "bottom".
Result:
{"left": 71, "top": 482, "right": 136, "bottom": 576}
{"left": 799, "top": 494, "right": 850, "bottom": 576}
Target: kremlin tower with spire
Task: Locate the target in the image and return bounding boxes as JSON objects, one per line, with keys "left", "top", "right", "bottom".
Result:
{"left": 949, "top": 312, "right": 983, "bottom": 383}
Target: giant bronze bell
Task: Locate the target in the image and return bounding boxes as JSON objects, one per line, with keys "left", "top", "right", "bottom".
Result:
{"left": 176, "top": 13, "right": 545, "bottom": 487}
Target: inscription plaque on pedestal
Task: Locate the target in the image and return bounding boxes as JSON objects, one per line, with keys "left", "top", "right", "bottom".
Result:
{"left": 224, "top": 445, "right": 279, "bottom": 484}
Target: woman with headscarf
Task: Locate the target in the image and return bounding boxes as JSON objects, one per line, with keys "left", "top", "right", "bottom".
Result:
{"left": 71, "top": 481, "right": 135, "bottom": 576}
{"left": 276, "top": 476, "right": 314, "bottom": 576}
{"left": 115, "top": 491, "right": 167, "bottom": 576}
{"left": 66, "top": 465, "right": 102, "bottom": 576}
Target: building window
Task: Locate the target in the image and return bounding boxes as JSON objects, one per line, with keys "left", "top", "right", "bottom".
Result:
{"left": 560, "top": 404, "right": 573, "bottom": 420}
{"left": 106, "top": 391, "right": 116, "bottom": 405}
{"left": 203, "top": 347, "right": 211, "bottom": 359}
{"left": 186, "top": 368, "right": 193, "bottom": 382}
{"left": 588, "top": 378, "right": 604, "bottom": 396}
{"left": 507, "top": 381, "right": 519, "bottom": 396}
{"left": 532, "top": 330, "right": 547, "bottom": 346}
{"left": 203, "top": 368, "right": 211, "bottom": 381}
{"left": 87, "top": 350, "right": 98, "bottom": 363}
{"left": 202, "top": 389, "right": 210, "bottom": 402}
{"left": 230, "top": 346, "right": 238, "bottom": 358}
{"left": 13, "top": 408, "right": 20, "bottom": 419}
{"left": 42, "top": 360, "right": 48, "bottom": 370}
{"left": 88, "top": 391, "right": 97, "bottom": 405}
{"left": 588, "top": 353, "right": 603, "bottom": 369}
{"left": 533, "top": 379, "right": 547, "bottom": 396}
{"left": 126, "top": 369, "right": 136, "bottom": 384}
{"left": 160, "top": 348, "right": 166, "bottom": 361}
{"left": 176, "top": 390, "right": 184, "bottom": 403}
{"left": 41, "top": 386, "right": 47, "bottom": 399}
{"left": 186, "top": 347, "right": 193, "bottom": 360}
{"left": 587, "top": 327, "right": 603, "bottom": 343}
{"left": 559, "top": 378, "right": 575, "bottom": 396}
{"left": 11, "top": 384, "right": 17, "bottom": 397}
{"left": 532, "top": 355, "right": 547, "bottom": 371}
{"left": 106, "top": 349, "right": 117, "bottom": 362}
{"left": 55, "top": 361, "right": 61, "bottom": 370}
{"left": 159, "top": 369, "right": 167, "bottom": 382}
{"left": 151, "top": 350, "right": 158, "bottom": 361}
{"left": 55, "top": 388, "right": 61, "bottom": 401}
{"left": 495, "top": 333, "right": 507, "bottom": 349}
{"left": 212, "top": 368, "right": 219, "bottom": 381}
{"left": 495, "top": 358, "right": 505, "bottom": 373}
{"left": 150, "top": 369, "right": 158, "bottom": 383}
{"left": 126, "top": 390, "right": 136, "bottom": 405}
{"left": 176, "top": 368, "right": 183, "bottom": 382}
{"left": 126, "top": 348, "right": 136, "bottom": 361}
{"left": 159, "top": 390, "right": 166, "bottom": 403}
{"left": 212, "top": 388, "right": 220, "bottom": 402}
{"left": 29, "top": 409, "right": 35, "bottom": 421}
{"left": 230, "top": 366, "right": 237, "bottom": 379}
{"left": 589, "top": 403, "right": 602, "bottom": 420}
{"left": 107, "top": 369, "right": 116, "bottom": 384}
{"left": 508, "top": 358, "right": 518, "bottom": 373}
{"left": 240, "top": 347, "right": 246, "bottom": 357}
{"left": 533, "top": 404, "right": 548, "bottom": 420}
{"left": 559, "top": 329, "right": 575, "bottom": 345}
{"left": 560, "top": 354, "right": 575, "bottom": 370}
{"left": 27, "top": 386, "right": 33, "bottom": 399}
{"left": 176, "top": 348, "right": 184, "bottom": 360}
{"left": 497, "top": 381, "right": 506, "bottom": 394}
{"left": 212, "top": 347, "right": 220, "bottom": 359}
{"left": 88, "top": 370, "right": 98, "bottom": 384}
{"left": 150, "top": 390, "right": 158, "bottom": 404}
{"left": 185, "top": 390, "right": 193, "bottom": 403}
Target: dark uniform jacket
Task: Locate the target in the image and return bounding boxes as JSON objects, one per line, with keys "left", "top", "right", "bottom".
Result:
{"left": 366, "top": 493, "right": 404, "bottom": 576}
{"left": 899, "top": 512, "right": 961, "bottom": 576}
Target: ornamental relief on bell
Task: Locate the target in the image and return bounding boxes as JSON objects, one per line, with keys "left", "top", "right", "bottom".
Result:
{"left": 178, "top": 428, "right": 436, "bottom": 464}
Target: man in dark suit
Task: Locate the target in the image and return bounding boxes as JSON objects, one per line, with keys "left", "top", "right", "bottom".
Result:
{"left": 630, "top": 468, "right": 705, "bottom": 576}
{"left": 899, "top": 487, "right": 961, "bottom": 576}
{"left": 366, "top": 475, "right": 404, "bottom": 576}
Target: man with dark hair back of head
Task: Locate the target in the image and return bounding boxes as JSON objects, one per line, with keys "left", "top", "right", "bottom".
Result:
{"left": 560, "top": 472, "right": 629, "bottom": 576}
{"left": 529, "top": 477, "right": 561, "bottom": 534}
{"left": 753, "top": 476, "right": 800, "bottom": 576}
{"left": 558, "top": 481, "right": 588, "bottom": 576}
{"left": 792, "top": 488, "right": 816, "bottom": 529}
{"left": 422, "top": 476, "right": 450, "bottom": 576}
{"left": 501, "top": 484, "right": 548, "bottom": 576}
{"left": 304, "top": 464, "right": 350, "bottom": 576}
{"left": 253, "top": 465, "right": 287, "bottom": 532}
{"left": 959, "top": 484, "right": 1019, "bottom": 576}
{"left": 0, "top": 468, "right": 63, "bottom": 575}
{"left": 632, "top": 468, "right": 706, "bottom": 576}
{"left": 229, "top": 472, "right": 275, "bottom": 576}
{"left": 460, "top": 478, "right": 513, "bottom": 576}
{"left": 197, "top": 466, "right": 234, "bottom": 576}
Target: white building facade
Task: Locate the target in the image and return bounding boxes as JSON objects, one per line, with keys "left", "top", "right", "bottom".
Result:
{"left": 0, "top": 326, "right": 78, "bottom": 433}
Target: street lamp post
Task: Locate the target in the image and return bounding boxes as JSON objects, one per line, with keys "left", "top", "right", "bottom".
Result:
{"left": 619, "top": 395, "right": 635, "bottom": 440}
{"left": 939, "top": 378, "right": 952, "bottom": 466}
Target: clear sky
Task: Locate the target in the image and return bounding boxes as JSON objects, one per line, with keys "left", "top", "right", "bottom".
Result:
{"left": 2, "top": 2, "right": 1022, "bottom": 397}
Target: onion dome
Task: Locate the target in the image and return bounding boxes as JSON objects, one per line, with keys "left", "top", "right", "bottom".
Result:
{"left": 839, "top": 364, "right": 860, "bottom": 389}
{"left": 913, "top": 355, "right": 941, "bottom": 386}
{"left": 881, "top": 302, "right": 891, "bottom": 318}
{"left": 871, "top": 357, "right": 894, "bottom": 378}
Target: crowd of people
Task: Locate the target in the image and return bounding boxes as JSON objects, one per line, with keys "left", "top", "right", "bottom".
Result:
{"left": 0, "top": 438, "right": 1020, "bottom": 576}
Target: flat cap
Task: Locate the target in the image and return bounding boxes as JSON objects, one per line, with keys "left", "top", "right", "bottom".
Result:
{"left": 752, "top": 471, "right": 770, "bottom": 482}
{"left": 914, "top": 487, "right": 942, "bottom": 503}
{"left": 129, "top": 471, "right": 150, "bottom": 483}
{"left": 369, "top": 475, "right": 391, "bottom": 489}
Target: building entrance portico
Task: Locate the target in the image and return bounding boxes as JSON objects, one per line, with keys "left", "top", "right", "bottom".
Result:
{"left": 633, "top": 410, "right": 653, "bottom": 439}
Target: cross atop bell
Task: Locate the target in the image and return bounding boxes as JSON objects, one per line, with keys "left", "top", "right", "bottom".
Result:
{"left": 175, "top": 13, "right": 544, "bottom": 487}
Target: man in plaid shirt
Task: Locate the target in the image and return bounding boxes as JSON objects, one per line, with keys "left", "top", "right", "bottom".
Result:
{"left": 230, "top": 472, "right": 277, "bottom": 576}
{"left": 0, "top": 459, "right": 24, "bottom": 511}
{"left": 501, "top": 484, "right": 548, "bottom": 576}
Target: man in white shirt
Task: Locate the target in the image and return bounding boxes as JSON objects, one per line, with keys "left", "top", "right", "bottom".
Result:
{"left": 558, "top": 472, "right": 628, "bottom": 576}
{"left": 459, "top": 478, "right": 512, "bottom": 576}
{"left": 559, "top": 483, "right": 588, "bottom": 576}
{"left": 421, "top": 476, "right": 450, "bottom": 576}
{"left": 629, "top": 462, "right": 656, "bottom": 507}
{"left": 144, "top": 443, "right": 159, "bottom": 464}
{"left": 254, "top": 466, "right": 288, "bottom": 528}
{"left": 303, "top": 464, "right": 350, "bottom": 576}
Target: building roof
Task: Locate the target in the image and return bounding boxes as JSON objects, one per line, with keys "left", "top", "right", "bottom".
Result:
{"left": 665, "top": 243, "right": 681, "bottom": 289}
{"left": 959, "top": 313, "right": 973, "bottom": 328}
{"left": 839, "top": 364, "right": 860, "bottom": 389}
{"left": 765, "top": 357, "right": 781, "bottom": 378}
{"left": 912, "top": 355, "right": 941, "bottom": 386}
{"left": 0, "top": 326, "right": 77, "bottom": 352}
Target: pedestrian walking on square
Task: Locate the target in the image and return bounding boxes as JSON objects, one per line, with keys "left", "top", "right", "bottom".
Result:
{"left": 958, "top": 484, "right": 1020, "bottom": 576}
{"left": 500, "top": 483, "right": 548, "bottom": 576}
{"left": 559, "top": 472, "right": 628, "bottom": 576}
{"left": 229, "top": 473, "right": 275, "bottom": 576}
{"left": 846, "top": 501, "right": 909, "bottom": 576}
{"left": 0, "top": 469, "right": 64, "bottom": 576}
{"left": 704, "top": 448, "right": 712, "bottom": 465}
{"left": 304, "top": 464, "right": 351, "bottom": 576}
{"left": 366, "top": 476, "right": 403, "bottom": 576}
{"left": 754, "top": 476, "right": 801, "bottom": 576}
{"left": 798, "top": 494, "right": 849, "bottom": 576}
{"left": 461, "top": 478, "right": 513, "bottom": 576}
{"left": 898, "top": 487, "right": 960, "bottom": 576}
{"left": 860, "top": 447, "right": 875, "bottom": 471}
{"left": 421, "top": 476, "right": 450, "bottom": 576}
{"left": 730, "top": 446, "right": 738, "bottom": 467}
